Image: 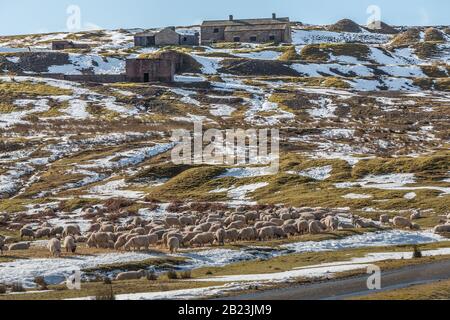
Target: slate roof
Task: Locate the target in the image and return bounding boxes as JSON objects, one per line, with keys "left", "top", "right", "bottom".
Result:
{"left": 202, "top": 17, "right": 290, "bottom": 27}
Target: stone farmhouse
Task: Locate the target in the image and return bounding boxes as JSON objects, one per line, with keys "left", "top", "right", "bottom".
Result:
{"left": 134, "top": 27, "right": 199, "bottom": 47}
{"left": 201, "top": 13, "right": 292, "bottom": 45}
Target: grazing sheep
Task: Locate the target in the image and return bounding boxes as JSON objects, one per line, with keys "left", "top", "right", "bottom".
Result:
{"left": 114, "top": 234, "right": 128, "bottom": 250}
{"left": 63, "top": 236, "right": 77, "bottom": 253}
{"left": 227, "top": 220, "right": 246, "bottom": 230}
{"left": 190, "top": 232, "right": 215, "bottom": 247}
{"left": 269, "top": 218, "right": 284, "bottom": 226}
{"left": 47, "top": 238, "right": 61, "bottom": 257}
{"left": 88, "top": 223, "right": 101, "bottom": 232}
{"left": 338, "top": 222, "right": 355, "bottom": 230}
{"left": 282, "top": 224, "right": 297, "bottom": 236}
{"left": 179, "top": 216, "right": 194, "bottom": 226}
{"left": 63, "top": 225, "right": 81, "bottom": 237}
{"left": 296, "top": 220, "right": 309, "bottom": 234}
{"left": 35, "top": 228, "right": 51, "bottom": 239}
{"left": 115, "top": 269, "right": 147, "bottom": 281}
{"left": 215, "top": 229, "right": 226, "bottom": 245}
{"left": 434, "top": 224, "right": 450, "bottom": 234}
{"left": 163, "top": 232, "right": 183, "bottom": 247}
{"left": 194, "top": 222, "right": 212, "bottom": 233}
{"left": 124, "top": 236, "right": 151, "bottom": 251}
{"left": 308, "top": 220, "right": 323, "bottom": 234}
{"left": 131, "top": 216, "right": 143, "bottom": 227}
{"left": 254, "top": 221, "right": 266, "bottom": 229}
{"left": 410, "top": 211, "right": 421, "bottom": 220}
{"left": 393, "top": 216, "right": 412, "bottom": 229}
{"left": 379, "top": 214, "right": 390, "bottom": 223}
{"left": 165, "top": 216, "right": 180, "bottom": 227}
{"left": 131, "top": 227, "right": 146, "bottom": 235}
{"left": 300, "top": 212, "right": 316, "bottom": 221}
{"left": 280, "top": 213, "right": 291, "bottom": 221}
{"left": 258, "top": 226, "right": 274, "bottom": 241}
{"left": 20, "top": 227, "right": 35, "bottom": 240}
{"left": 239, "top": 227, "right": 256, "bottom": 241}
{"left": 245, "top": 212, "right": 258, "bottom": 223}
{"left": 182, "top": 232, "right": 200, "bottom": 246}
{"left": 225, "top": 229, "right": 239, "bottom": 243}
{"left": 168, "top": 237, "right": 180, "bottom": 253}
{"left": 354, "top": 218, "right": 379, "bottom": 229}
{"left": 324, "top": 216, "right": 339, "bottom": 231}
{"left": 272, "top": 226, "right": 286, "bottom": 238}
{"left": 87, "top": 232, "right": 110, "bottom": 248}
{"left": 50, "top": 226, "right": 64, "bottom": 236}
{"left": 9, "top": 242, "right": 30, "bottom": 251}
{"left": 100, "top": 224, "right": 114, "bottom": 233}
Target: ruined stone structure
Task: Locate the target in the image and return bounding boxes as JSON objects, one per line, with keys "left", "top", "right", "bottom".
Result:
{"left": 51, "top": 40, "right": 90, "bottom": 50}
{"left": 201, "top": 14, "right": 292, "bottom": 45}
{"left": 126, "top": 57, "right": 175, "bottom": 83}
{"left": 134, "top": 27, "right": 199, "bottom": 47}
{"left": 125, "top": 50, "right": 194, "bottom": 83}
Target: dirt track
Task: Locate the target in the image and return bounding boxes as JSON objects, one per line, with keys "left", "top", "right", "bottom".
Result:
{"left": 220, "top": 259, "right": 450, "bottom": 300}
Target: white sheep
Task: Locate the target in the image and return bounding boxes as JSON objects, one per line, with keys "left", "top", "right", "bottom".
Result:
{"left": 238, "top": 227, "right": 256, "bottom": 241}
{"left": 393, "top": 216, "right": 412, "bottom": 229}
{"left": 434, "top": 224, "right": 450, "bottom": 234}
{"left": 115, "top": 269, "right": 147, "bottom": 281}
{"left": 168, "top": 237, "right": 180, "bottom": 253}
{"left": 308, "top": 220, "right": 323, "bottom": 234}
{"left": 9, "top": 242, "right": 30, "bottom": 251}
{"left": 324, "top": 216, "right": 339, "bottom": 231}
{"left": 258, "top": 226, "right": 274, "bottom": 241}
{"left": 215, "top": 229, "right": 226, "bottom": 245}
{"left": 189, "top": 232, "right": 214, "bottom": 247}
{"left": 87, "top": 232, "right": 111, "bottom": 248}
{"left": 296, "top": 220, "right": 309, "bottom": 234}
{"left": 225, "top": 229, "right": 239, "bottom": 243}
{"left": 47, "top": 238, "right": 61, "bottom": 257}
{"left": 63, "top": 225, "right": 81, "bottom": 237}
{"left": 63, "top": 236, "right": 77, "bottom": 253}
{"left": 124, "top": 236, "right": 151, "bottom": 251}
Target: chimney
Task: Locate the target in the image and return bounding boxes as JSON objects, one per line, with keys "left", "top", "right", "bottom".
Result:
{"left": 229, "top": 15, "right": 234, "bottom": 21}
{"left": 272, "top": 13, "right": 277, "bottom": 19}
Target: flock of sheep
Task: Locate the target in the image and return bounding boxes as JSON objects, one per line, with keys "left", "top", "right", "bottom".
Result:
{"left": 2, "top": 205, "right": 449, "bottom": 258}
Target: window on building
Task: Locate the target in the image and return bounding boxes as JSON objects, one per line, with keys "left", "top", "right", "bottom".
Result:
{"left": 183, "top": 37, "right": 187, "bottom": 42}
{"left": 233, "top": 37, "right": 240, "bottom": 42}
{"left": 250, "top": 36, "right": 257, "bottom": 42}
{"left": 213, "top": 28, "right": 219, "bottom": 33}
{"left": 269, "top": 35, "right": 275, "bottom": 41}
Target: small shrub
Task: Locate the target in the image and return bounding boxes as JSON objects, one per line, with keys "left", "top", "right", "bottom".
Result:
{"left": 205, "top": 271, "right": 213, "bottom": 275}
{"left": 34, "top": 276, "right": 48, "bottom": 290}
{"left": 413, "top": 245, "right": 423, "bottom": 259}
{"left": 95, "top": 286, "right": 115, "bottom": 300}
{"left": 179, "top": 270, "right": 192, "bottom": 279}
{"left": 166, "top": 270, "right": 178, "bottom": 280}
{"left": 11, "top": 281, "right": 25, "bottom": 293}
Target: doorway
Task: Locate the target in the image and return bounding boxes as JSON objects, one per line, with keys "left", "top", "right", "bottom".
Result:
{"left": 143, "top": 73, "right": 149, "bottom": 82}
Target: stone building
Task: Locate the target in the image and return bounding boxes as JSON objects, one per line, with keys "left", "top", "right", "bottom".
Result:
{"left": 134, "top": 27, "right": 199, "bottom": 47}
{"left": 125, "top": 49, "right": 197, "bottom": 83}
{"left": 201, "top": 14, "right": 292, "bottom": 45}
{"left": 126, "top": 58, "right": 175, "bottom": 82}
{"left": 51, "top": 40, "right": 90, "bottom": 50}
